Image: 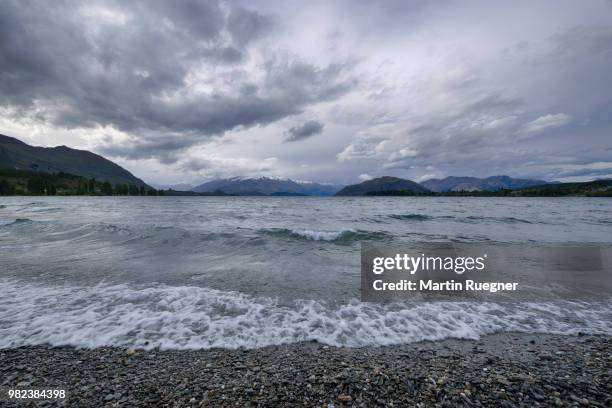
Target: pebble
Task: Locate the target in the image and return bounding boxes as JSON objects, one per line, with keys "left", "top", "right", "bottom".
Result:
{"left": 338, "top": 394, "right": 352, "bottom": 402}
{"left": 0, "top": 333, "right": 609, "bottom": 407}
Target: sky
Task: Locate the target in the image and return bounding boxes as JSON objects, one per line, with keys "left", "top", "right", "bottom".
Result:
{"left": 1, "top": 0, "right": 611, "bottom": 186}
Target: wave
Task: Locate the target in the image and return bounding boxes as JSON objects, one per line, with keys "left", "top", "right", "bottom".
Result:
{"left": 465, "top": 216, "right": 532, "bottom": 224}
{"left": 14, "top": 201, "right": 50, "bottom": 211}
{"left": 261, "top": 228, "right": 391, "bottom": 242}
{"left": 388, "top": 214, "right": 433, "bottom": 221}
{"left": 386, "top": 214, "right": 533, "bottom": 224}
{"left": 0, "top": 218, "right": 33, "bottom": 227}
{"left": 290, "top": 228, "right": 355, "bottom": 241}
{"left": 0, "top": 220, "right": 290, "bottom": 258}
{"left": 11, "top": 218, "right": 32, "bottom": 224}
{"left": 0, "top": 279, "right": 610, "bottom": 350}
{"left": 25, "top": 207, "right": 62, "bottom": 214}
{"left": 2, "top": 219, "right": 328, "bottom": 248}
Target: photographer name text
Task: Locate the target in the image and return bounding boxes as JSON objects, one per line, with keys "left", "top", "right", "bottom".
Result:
{"left": 371, "top": 254, "right": 518, "bottom": 293}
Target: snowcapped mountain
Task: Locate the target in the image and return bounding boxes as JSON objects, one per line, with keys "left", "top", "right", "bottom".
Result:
{"left": 191, "top": 176, "right": 342, "bottom": 196}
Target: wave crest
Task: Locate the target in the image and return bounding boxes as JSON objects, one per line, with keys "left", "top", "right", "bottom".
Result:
{"left": 290, "top": 228, "right": 355, "bottom": 241}
{"left": 261, "top": 228, "right": 391, "bottom": 242}
{"left": 0, "top": 279, "right": 610, "bottom": 350}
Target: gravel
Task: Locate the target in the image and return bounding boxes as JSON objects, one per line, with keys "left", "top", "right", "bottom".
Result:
{"left": 0, "top": 333, "right": 610, "bottom": 407}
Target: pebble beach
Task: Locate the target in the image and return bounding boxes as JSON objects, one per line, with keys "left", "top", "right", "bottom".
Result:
{"left": 1, "top": 333, "right": 610, "bottom": 407}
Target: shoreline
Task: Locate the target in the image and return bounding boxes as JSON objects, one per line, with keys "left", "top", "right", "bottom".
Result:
{"left": 1, "top": 333, "right": 610, "bottom": 407}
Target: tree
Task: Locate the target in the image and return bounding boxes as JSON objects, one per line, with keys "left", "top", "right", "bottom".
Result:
{"left": 88, "top": 178, "right": 96, "bottom": 194}
{"left": 0, "top": 179, "right": 14, "bottom": 195}
{"left": 101, "top": 181, "right": 113, "bottom": 195}
{"left": 27, "top": 176, "right": 46, "bottom": 194}
{"left": 119, "top": 184, "right": 129, "bottom": 195}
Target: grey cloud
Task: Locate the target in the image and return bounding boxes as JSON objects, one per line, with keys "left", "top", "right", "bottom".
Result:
{"left": 337, "top": 23, "right": 610, "bottom": 181}
{"left": 339, "top": 77, "right": 523, "bottom": 168}
{"left": 148, "top": 0, "right": 225, "bottom": 39}
{"left": 177, "top": 156, "right": 279, "bottom": 178}
{"left": 97, "top": 132, "right": 201, "bottom": 163}
{"left": 178, "top": 157, "right": 213, "bottom": 172}
{"left": 228, "top": 6, "right": 272, "bottom": 45}
{"left": 549, "top": 25, "right": 612, "bottom": 62}
{"left": 263, "top": 57, "right": 358, "bottom": 103}
{"left": 529, "top": 160, "right": 612, "bottom": 181}
{"left": 0, "top": 0, "right": 357, "bottom": 162}
{"left": 2, "top": 1, "right": 611, "bottom": 185}
{"left": 284, "top": 120, "right": 324, "bottom": 142}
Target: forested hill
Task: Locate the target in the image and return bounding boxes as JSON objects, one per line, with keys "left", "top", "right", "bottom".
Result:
{"left": 0, "top": 134, "right": 149, "bottom": 187}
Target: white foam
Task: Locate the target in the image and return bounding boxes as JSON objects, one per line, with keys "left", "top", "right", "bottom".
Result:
{"left": 290, "top": 228, "right": 354, "bottom": 241}
{"left": 0, "top": 279, "right": 610, "bottom": 350}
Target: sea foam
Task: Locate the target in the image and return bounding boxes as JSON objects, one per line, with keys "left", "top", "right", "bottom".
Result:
{"left": 289, "top": 228, "right": 355, "bottom": 241}
{"left": 0, "top": 279, "right": 610, "bottom": 350}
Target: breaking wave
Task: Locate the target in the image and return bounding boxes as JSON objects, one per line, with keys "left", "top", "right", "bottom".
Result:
{"left": 261, "top": 228, "right": 391, "bottom": 242}
{"left": 0, "top": 279, "right": 610, "bottom": 350}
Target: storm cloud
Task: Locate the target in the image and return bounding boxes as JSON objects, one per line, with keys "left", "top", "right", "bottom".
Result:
{"left": 0, "top": 0, "right": 355, "bottom": 160}
{"left": 284, "top": 120, "right": 325, "bottom": 142}
{"left": 1, "top": 0, "right": 611, "bottom": 185}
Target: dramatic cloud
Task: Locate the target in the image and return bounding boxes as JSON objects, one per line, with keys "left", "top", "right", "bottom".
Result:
{"left": 0, "top": 0, "right": 356, "bottom": 161}
{"left": 1, "top": 0, "right": 611, "bottom": 185}
{"left": 284, "top": 120, "right": 325, "bottom": 142}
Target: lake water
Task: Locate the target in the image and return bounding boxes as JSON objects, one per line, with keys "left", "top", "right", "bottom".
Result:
{"left": 0, "top": 196, "right": 611, "bottom": 349}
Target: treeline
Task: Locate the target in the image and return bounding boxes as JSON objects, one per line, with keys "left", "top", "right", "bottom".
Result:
{"left": 0, "top": 169, "right": 163, "bottom": 196}
{"left": 364, "top": 189, "right": 516, "bottom": 196}
{"left": 363, "top": 183, "right": 612, "bottom": 197}
{"left": 74, "top": 178, "right": 161, "bottom": 196}
{"left": 509, "top": 180, "right": 612, "bottom": 197}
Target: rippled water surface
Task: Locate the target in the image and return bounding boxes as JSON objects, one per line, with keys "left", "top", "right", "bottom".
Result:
{"left": 0, "top": 196, "right": 611, "bottom": 349}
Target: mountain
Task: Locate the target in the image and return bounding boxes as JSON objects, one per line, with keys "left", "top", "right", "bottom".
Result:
{"left": 420, "top": 175, "right": 547, "bottom": 192}
{"left": 0, "top": 134, "right": 148, "bottom": 187}
{"left": 335, "top": 176, "right": 430, "bottom": 196}
{"left": 192, "top": 176, "right": 342, "bottom": 196}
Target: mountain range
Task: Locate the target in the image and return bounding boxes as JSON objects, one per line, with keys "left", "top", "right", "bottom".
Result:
{"left": 421, "top": 175, "right": 547, "bottom": 192}
{"left": 192, "top": 177, "right": 342, "bottom": 196}
{"left": 0, "top": 134, "right": 148, "bottom": 187}
{"left": 1, "top": 134, "right": 569, "bottom": 196}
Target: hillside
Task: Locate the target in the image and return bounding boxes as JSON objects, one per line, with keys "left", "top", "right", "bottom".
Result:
{"left": 192, "top": 177, "right": 341, "bottom": 196}
{"left": 512, "top": 180, "right": 612, "bottom": 197}
{"left": 421, "top": 175, "right": 547, "bottom": 192}
{"left": 0, "top": 168, "right": 161, "bottom": 196}
{"left": 0, "top": 134, "right": 148, "bottom": 187}
{"left": 335, "top": 176, "right": 430, "bottom": 196}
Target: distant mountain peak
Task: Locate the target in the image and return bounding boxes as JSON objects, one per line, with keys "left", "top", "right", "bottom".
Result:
{"left": 228, "top": 175, "right": 290, "bottom": 182}
{"left": 420, "top": 175, "right": 547, "bottom": 192}
{"left": 335, "top": 176, "right": 430, "bottom": 196}
{"left": 192, "top": 176, "right": 342, "bottom": 196}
